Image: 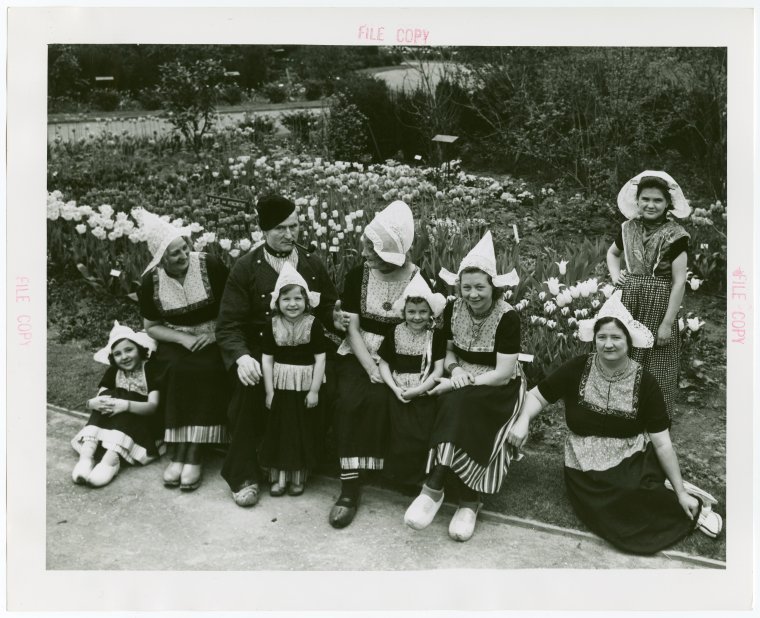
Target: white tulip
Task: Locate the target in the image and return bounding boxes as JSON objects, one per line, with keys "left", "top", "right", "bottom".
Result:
{"left": 686, "top": 318, "right": 705, "bottom": 332}
{"left": 545, "top": 277, "right": 561, "bottom": 296}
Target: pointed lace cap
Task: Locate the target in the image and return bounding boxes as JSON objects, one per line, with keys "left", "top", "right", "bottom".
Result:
{"left": 364, "top": 200, "right": 415, "bottom": 266}
{"left": 390, "top": 271, "right": 447, "bottom": 318}
{"left": 270, "top": 261, "right": 321, "bottom": 310}
{"left": 439, "top": 231, "right": 519, "bottom": 288}
{"left": 577, "top": 290, "right": 654, "bottom": 348}
{"left": 132, "top": 207, "right": 194, "bottom": 276}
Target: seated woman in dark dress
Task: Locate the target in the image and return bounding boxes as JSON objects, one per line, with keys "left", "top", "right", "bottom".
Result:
{"left": 404, "top": 232, "right": 524, "bottom": 542}
{"left": 134, "top": 208, "right": 230, "bottom": 492}
{"left": 507, "top": 290, "right": 723, "bottom": 555}
{"left": 329, "top": 200, "right": 419, "bottom": 529}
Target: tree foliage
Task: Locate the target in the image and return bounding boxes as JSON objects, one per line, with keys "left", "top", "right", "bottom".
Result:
{"left": 158, "top": 59, "right": 226, "bottom": 153}
{"left": 326, "top": 93, "right": 370, "bottom": 162}
{"left": 455, "top": 47, "right": 727, "bottom": 198}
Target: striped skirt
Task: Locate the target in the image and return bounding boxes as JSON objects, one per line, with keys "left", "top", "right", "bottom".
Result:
{"left": 426, "top": 369, "right": 526, "bottom": 494}
{"left": 619, "top": 274, "right": 679, "bottom": 418}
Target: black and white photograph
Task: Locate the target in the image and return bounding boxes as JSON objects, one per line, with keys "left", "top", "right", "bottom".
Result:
{"left": 5, "top": 5, "right": 756, "bottom": 613}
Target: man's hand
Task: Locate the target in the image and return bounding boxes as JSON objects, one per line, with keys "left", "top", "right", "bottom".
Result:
{"left": 333, "top": 300, "right": 349, "bottom": 333}
{"left": 236, "top": 354, "right": 262, "bottom": 386}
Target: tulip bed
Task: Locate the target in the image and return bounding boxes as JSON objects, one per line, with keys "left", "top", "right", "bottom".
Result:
{"left": 47, "top": 121, "right": 726, "bottom": 384}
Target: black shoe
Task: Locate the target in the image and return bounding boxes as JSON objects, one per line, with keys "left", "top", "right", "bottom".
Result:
{"left": 329, "top": 495, "right": 359, "bottom": 529}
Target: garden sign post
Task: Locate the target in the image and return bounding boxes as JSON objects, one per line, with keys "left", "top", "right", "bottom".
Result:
{"left": 206, "top": 194, "right": 253, "bottom": 232}
{"left": 432, "top": 134, "right": 459, "bottom": 184}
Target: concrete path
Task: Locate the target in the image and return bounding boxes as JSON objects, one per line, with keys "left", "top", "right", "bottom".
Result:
{"left": 47, "top": 407, "right": 723, "bottom": 571}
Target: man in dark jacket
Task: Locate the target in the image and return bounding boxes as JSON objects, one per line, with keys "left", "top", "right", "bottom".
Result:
{"left": 216, "top": 194, "right": 343, "bottom": 506}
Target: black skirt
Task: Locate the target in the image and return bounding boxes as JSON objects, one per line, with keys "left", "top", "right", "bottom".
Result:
{"left": 383, "top": 394, "right": 437, "bottom": 486}
{"left": 430, "top": 380, "right": 522, "bottom": 466}
{"left": 153, "top": 342, "right": 230, "bottom": 443}
{"left": 258, "top": 389, "right": 323, "bottom": 473}
{"left": 333, "top": 355, "right": 394, "bottom": 468}
{"left": 564, "top": 441, "right": 698, "bottom": 555}
{"left": 427, "top": 379, "right": 524, "bottom": 494}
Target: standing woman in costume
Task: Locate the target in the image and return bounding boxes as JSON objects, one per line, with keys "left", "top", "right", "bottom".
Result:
{"left": 377, "top": 272, "right": 448, "bottom": 487}
{"left": 329, "top": 200, "right": 419, "bottom": 529}
{"left": 405, "top": 232, "right": 524, "bottom": 542}
{"left": 507, "top": 291, "right": 722, "bottom": 554}
{"left": 135, "top": 208, "right": 230, "bottom": 492}
{"left": 606, "top": 171, "right": 691, "bottom": 418}
{"left": 259, "top": 263, "right": 328, "bottom": 497}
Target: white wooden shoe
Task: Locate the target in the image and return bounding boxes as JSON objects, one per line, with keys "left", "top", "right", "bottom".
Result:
{"left": 88, "top": 459, "right": 120, "bottom": 488}
{"left": 448, "top": 504, "right": 481, "bottom": 542}
{"left": 696, "top": 509, "right": 722, "bottom": 538}
{"left": 72, "top": 458, "right": 95, "bottom": 485}
{"left": 404, "top": 492, "right": 444, "bottom": 530}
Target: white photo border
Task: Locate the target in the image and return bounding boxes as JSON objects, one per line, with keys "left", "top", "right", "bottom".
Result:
{"left": 5, "top": 4, "right": 755, "bottom": 612}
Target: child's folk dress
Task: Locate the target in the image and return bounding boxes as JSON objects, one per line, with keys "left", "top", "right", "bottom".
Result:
{"left": 378, "top": 322, "right": 447, "bottom": 485}
{"left": 258, "top": 314, "right": 328, "bottom": 485}
{"left": 71, "top": 360, "right": 164, "bottom": 464}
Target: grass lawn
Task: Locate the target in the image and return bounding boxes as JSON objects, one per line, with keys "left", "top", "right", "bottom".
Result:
{"left": 47, "top": 327, "right": 726, "bottom": 562}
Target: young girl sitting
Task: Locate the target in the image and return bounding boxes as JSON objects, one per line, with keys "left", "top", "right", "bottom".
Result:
{"left": 378, "top": 272, "right": 447, "bottom": 486}
{"left": 260, "top": 262, "right": 328, "bottom": 497}
{"left": 71, "top": 321, "right": 163, "bottom": 488}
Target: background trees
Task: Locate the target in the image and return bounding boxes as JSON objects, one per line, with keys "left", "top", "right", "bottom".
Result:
{"left": 48, "top": 45, "right": 726, "bottom": 199}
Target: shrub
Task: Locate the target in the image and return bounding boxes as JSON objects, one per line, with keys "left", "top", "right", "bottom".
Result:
{"left": 157, "top": 58, "right": 226, "bottom": 153}
{"left": 90, "top": 88, "right": 121, "bottom": 112}
{"left": 335, "top": 74, "right": 398, "bottom": 161}
{"left": 303, "top": 79, "right": 323, "bottom": 101}
{"left": 48, "top": 96, "right": 85, "bottom": 114}
{"left": 263, "top": 82, "right": 288, "bottom": 103}
{"left": 137, "top": 87, "right": 163, "bottom": 111}
{"left": 219, "top": 83, "right": 244, "bottom": 105}
{"left": 326, "top": 94, "right": 370, "bottom": 162}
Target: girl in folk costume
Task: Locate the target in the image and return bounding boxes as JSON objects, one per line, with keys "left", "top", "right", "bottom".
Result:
{"left": 259, "top": 262, "right": 328, "bottom": 497}
{"left": 405, "top": 232, "right": 525, "bottom": 542}
{"left": 377, "top": 272, "right": 448, "bottom": 486}
{"left": 330, "top": 200, "right": 420, "bottom": 529}
{"left": 606, "top": 171, "right": 692, "bottom": 418}
{"left": 134, "top": 208, "right": 230, "bottom": 492}
{"left": 71, "top": 322, "right": 163, "bottom": 488}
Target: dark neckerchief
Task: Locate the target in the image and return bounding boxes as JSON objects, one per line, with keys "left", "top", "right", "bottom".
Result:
{"left": 641, "top": 214, "right": 668, "bottom": 232}
{"left": 264, "top": 243, "right": 295, "bottom": 259}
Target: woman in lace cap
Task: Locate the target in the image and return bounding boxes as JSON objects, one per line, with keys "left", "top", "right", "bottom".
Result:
{"left": 506, "top": 291, "right": 723, "bottom": 553}
{"left": 134, "top": 208, "right": 230, "bottom": 492}
{"left": 329, "top": 200, "right": 420, "bottom": 530}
